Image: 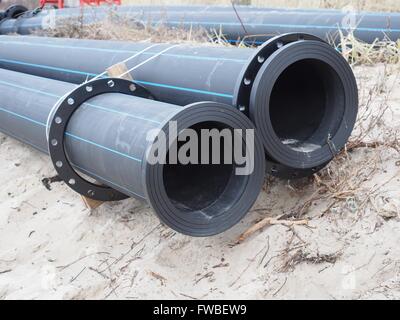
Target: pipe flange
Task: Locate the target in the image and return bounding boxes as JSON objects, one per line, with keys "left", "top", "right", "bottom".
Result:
{"left": 250, "top": 39, "right": 358, "bottom": 169}
{"left": 4, "top": 5, "right": 28, "bottom": 19}
{"left": 233, "top": 33, "right": 349, "bottom": 178}
{"left": 233, "top": 33, "right": 323, "bottom": 117}
{"left": 48, "top": 78, "right": 154, "bottom": 201}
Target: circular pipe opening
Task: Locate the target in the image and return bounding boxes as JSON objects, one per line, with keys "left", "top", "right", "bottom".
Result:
{"left": 145, "top": 102, "right": 266, "bottom": 237}
{"left": 249, "top": 40, "right": 358, "bottom": 170}
{"left": 269, "top": 58, "right": 344, "bottom": 153}
{"left": 163, "top": 121, "right": 245, "bottom": 214}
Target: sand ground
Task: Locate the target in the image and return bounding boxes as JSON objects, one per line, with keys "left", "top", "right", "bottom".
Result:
{"left": 0, "top": 63, "right": 399, "bottom": 300}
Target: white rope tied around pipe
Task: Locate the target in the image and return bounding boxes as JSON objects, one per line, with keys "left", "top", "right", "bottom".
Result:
{"left": 45, "top": 43, "right": 180, "bottom": 144}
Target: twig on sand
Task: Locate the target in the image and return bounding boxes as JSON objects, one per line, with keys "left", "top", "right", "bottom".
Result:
{"left": 194, "top": 271, "right": 214, "bottom": 285}
{"left": 57, "top": 252, "right": 110, "bottom": 271}
{"left": 104, "top": 283, "right": 121, "bottom": 300}
{"left": 0, "top": 269, "right": 12, "bottom": 275}
{"left": 272, "top": 277, "right": 288, "bottom": 297}
{"left": 100, "top": 223, "right": 161, "bottom": 273}
{"left": 229, "top": 246, "right": 265, "bottom": 288}
{"left": 258, "top": 236, "right": 270, "bottom": 268}
{"left": 344, "top": 253, "right": 376, "bottom": 275}
{"left": 89, "top": 266, "right": 110, "bottom": 280}
{"left": 149, "top": 271, "right": 167, "bottom": 286}
{"left": 180, "top": 292, "right": 198, "bottom": 300}
{"left": 70, "top": 267, "right": 86, "bottom": 283}
{"left": 280, "top": 249, "right": 342, "bottom": 273}
{"left": 237, "top": 217, "right": 309, "bottom": 244}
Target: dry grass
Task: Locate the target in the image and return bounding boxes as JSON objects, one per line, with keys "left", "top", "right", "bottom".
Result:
{"left": 237, "top": 63, "right": 399, "bottom": 243}
{"left": 34, "top": 13, "right": 209, "bottom": 43}
{"left": 29, "top": 5, "right": 400, "bottom": 65}
{"left": 252, "top": 63, "right": 399, "bottom": 234}
{"left": 304, "top": 64, "right": 400, "bottom": 220}
{"left": 280, "top": 249, "right": 342, "bottom": 272}
{"left": 123, "top": 0, "right": 400, "bottom": 12}
{"left": 334, "top": 32, "right": 400, "bottom": 65}
{"left": 2, "top": 0, "right": 399, "bottom": 12}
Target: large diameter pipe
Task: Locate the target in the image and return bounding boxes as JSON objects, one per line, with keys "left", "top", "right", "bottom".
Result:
{"left": 0, "top": 34, "right": 358, "bottom": 178}
{"left": 0, "top": 68, "right": 265, "bottom": 236}
{"left": 1, "top": 5, "right": 399, "bottom": 43}
{"left": 30, "top": 4, "right": 400, "bottom": 14}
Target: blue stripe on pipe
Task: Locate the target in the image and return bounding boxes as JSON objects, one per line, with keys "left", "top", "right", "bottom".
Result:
{"left": 25, "top": 8, "right": 400, "bottom": 18}
{"left": 0, "top": 58, "right": 99, "bottom": 77}
{"left": 3, "top": 15, "right": 399, "bottom": 33}
{"left": 226, "top": 39, "right": 265, "bottom": 45}
{"left": 0, "top": 39, "right": 248, "bottom": 63}
{"left": 0, "top": 121, "right": 145, "bottom": 199}
{"left": 37, "top": 13, "right": 395, "bottom": 32}
{"left": 83, "top": 102, "right": 163, "bottom": 124}
{"left": 0, "top": 106, "right": 142, "bottom": 163}
{"left": 65, "top": 132, "right": 142, "bottom": 162}
{"left": 0, "top": 58, "right": 234, "bottom": 100}
{"left": 0, "top": 78, "right": 162, "bottom": 124}
{"left": 0, "top": 79, "right": 60, "bottom": 98}
{"left": 164, "top": 20, "right": 400, "bottom": 33}
{"left": 134, "top": 80, "right": 234, "bottom": 98}
{"left": 0, "top": 106, "right": 47, "bottom": 127}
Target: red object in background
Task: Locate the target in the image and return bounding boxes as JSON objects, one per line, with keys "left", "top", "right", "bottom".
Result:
{"left": 80, "top": 0, "right": 122, "bottom": 5}
{"left": 40, "top": 0, "right": 65, "bottom": 8}
{"left": 39, "top": 0, "right": 122, "bottom": 8}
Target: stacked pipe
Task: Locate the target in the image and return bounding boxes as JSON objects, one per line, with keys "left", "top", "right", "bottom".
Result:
{"left": 0, "top": 33, "right": 358, "bottom": 179}
{"left": 0, "top": 4, "right": 399, "bottom": 43}
{"left": 0, "top": 4, "right": 28, "bottom": 20}
{"left": 0, "top": 33, "right": 359, "bottom": 236}
{"left": 0, "top": 67, "right": 266, "bottom": 236}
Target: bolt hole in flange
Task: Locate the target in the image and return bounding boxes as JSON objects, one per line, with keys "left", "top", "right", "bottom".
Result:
{"left": 47, "top": 78, "right": 154, "bottom": 201}
{"left": 244, "top": 78, "right": 252, "bottom": 85}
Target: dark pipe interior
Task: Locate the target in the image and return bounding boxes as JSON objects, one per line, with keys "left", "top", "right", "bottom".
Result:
{"left": 163, "top": 121, "right": 246, "bottom": 214}
{"left": 269, "top": 58, "right": 345, "bottom": 152}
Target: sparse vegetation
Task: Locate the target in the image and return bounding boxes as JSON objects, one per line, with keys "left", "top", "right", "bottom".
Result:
{"left": 2, "top": 0, "right": 400, "bottom": 12}
{"left": 123, "top": 0, "right": 400, "bottom": 12}
{"left": 34, "top": 14, "right": 210, "bottom": 43}
{"left": 335, "top": 32, "right": 400, "bottom": 65}
{"left": 30, "top": 8, "right": 400, "bottom": 66}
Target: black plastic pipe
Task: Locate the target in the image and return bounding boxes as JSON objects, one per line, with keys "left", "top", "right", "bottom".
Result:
{"left": 0, "top": 34, "right": 358, "bottom": 178}
{"left": 0, "top": 67, "right": 265, "bottom": 236}
{"left": 0, "top": 5, "right": 399, "bottom": 43}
